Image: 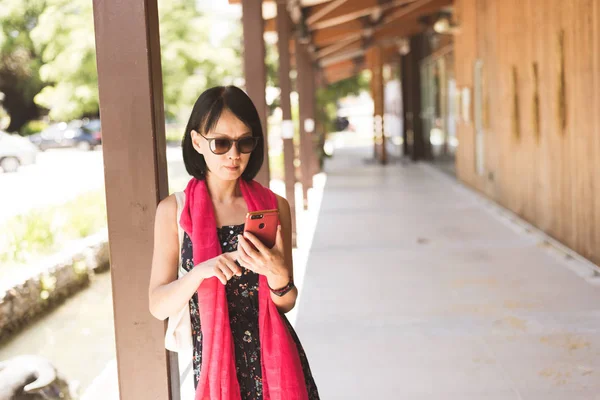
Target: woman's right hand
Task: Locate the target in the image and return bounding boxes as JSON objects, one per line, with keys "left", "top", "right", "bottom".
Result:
{"left": 196, "top": 252, "right": 242, "bottom": 285}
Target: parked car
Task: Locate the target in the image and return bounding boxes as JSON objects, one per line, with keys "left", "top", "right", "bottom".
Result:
{"left": 29, "top": 120, "right": 102, "bottom": 151}
{"left": 0, "top": 131, "right": 38, "bottom": 172}
{"left": 83, "top": 118, "right": 102, "bottom": 142}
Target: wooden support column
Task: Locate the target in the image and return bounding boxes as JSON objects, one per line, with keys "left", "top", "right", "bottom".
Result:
{"left": 397, "top": 60, "right": 408, "bottom": 157}
{"left": 413, "top": 34, "right": 432, "bottom": 161}
{"left": 368, "top": 45, "right": 387, "bottom": 165}
{"left": 276, "top": 1, "right": 297, "bottom": 246}
{"left": 91, "top": 0, "right": 174, "bottom": 399}
{"left": 295, "top": 39, "right": 313, "bottom": 209}
{"left": 401, "top": 34, "right": 426, "bottom": 161}
{"left": 400, "top": 54, "right": 411, "bottom": 157}
{"left": 242, "top": 0, "right": 270, "bottom": 186}
{"left": 305, "top": 62, "right": 320, "bottom": 178}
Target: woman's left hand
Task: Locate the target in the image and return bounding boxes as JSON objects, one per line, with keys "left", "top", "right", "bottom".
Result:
{"left": 237, "top": 226, "right": 290, "bottom": 288}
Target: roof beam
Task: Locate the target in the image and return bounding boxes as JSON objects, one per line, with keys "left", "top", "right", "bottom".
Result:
{"left": 323, "top": 56, "right": 365, "bottom": 84}
{"left": 322, "top": 41, "right": 404, "bottom": 84}
{"left": 310, "top": 0, "right": 442, "bottom": 47}
{"left": 383, "top": 0, "right": 451, "bottom": 25}
{"left": 320, "top": 47, "right": 366, "bottom": 67}
{"left": 371, "top": 18, "right": 422, "bottom": 42}
{"left": 311, "top": 19, "right": 365, "bottom": 47}
{"left": 319, "top": 39, "right": 399, "bottom": 67}
{"left": 306, "top": 0, "right": 349, "bottom": 25}
{"left": 307, "top": 0, "right": 377, "bottom": 30}
{"left": 315, "top": 33, "right": 362, "bottom": 58}
{"left": 308, "top": 0, "right": 418, "bottom": 31}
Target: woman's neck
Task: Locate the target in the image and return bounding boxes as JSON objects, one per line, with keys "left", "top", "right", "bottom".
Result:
{"left": 205, "top": 173, "right": 241, "bottom": 204}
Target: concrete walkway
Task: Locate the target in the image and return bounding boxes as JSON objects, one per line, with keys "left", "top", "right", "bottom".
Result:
{"left": 293, "top": 146, "right": 600, "bottom": 399}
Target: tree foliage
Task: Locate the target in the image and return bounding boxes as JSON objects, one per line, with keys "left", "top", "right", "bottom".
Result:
{"left": 0, "top": 0, "right": 245, "bottom": 130}
{"left": 31, "top": 0, "right": 99, "bottom": 121}
{"left": 0, "top": 0, "right": 354, "bottom": 138}
{"left": 0, "top": 0, "right": 47, "bottom": 132}
{"left": 316, "top": 71, "right": 370, "bottom": 134}
{"left": 158, "top": 0, "right": 242, "bottom": 121}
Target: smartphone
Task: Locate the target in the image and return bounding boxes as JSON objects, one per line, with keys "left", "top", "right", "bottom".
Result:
{"left": 243, "top": 209, "right": 279, "bottom": 249}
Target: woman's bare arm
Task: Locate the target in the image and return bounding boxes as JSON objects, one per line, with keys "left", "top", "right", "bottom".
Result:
{"left": 148, "top": 194, "right": 242, "bottom": 321}
{"left": 148, "top": 195, "right": 204, "bottom": 320}
{"left": 267, "top": 194, "right": 298, "bottom": 313}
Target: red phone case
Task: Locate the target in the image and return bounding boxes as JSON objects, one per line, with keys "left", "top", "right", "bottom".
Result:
{"left": 244, "top": 209, "right": 279, "bottom": 249}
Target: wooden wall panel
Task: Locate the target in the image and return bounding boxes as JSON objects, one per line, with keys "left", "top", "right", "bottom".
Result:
{"left": 478, "top": 0, "right": 499, "bottom": 201}
{"left": 453, "top": 0, "right": 478, "bottom": 187}
{"left": 594, "top": 0, "right": 600, "bottom": 260}
{"left": 532, "top": 0, "right": 552, "bottom": 234}
{"left": 454, "top": 0, "right": 600, "bottom": 265}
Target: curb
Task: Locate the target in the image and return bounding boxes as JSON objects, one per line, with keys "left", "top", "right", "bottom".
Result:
{"left": 0, "top": 230, "right": 110, "bottom": 343}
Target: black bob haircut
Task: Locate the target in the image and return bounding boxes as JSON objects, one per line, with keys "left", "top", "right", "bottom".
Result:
{"left": 182, "top": 85, "right": 264, "bottom": 181}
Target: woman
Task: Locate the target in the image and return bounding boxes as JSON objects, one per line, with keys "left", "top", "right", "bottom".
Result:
{"left": 148, "top": 86, "right": 319, "bottom": 400}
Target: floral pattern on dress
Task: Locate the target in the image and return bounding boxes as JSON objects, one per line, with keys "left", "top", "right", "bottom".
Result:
{"left": 181, "top": 224, "right": 320, "bottom": 399}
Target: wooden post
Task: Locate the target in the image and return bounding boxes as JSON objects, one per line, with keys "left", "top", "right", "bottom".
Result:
{"left": 369, "top": 45, "right": 387, "bottom": 165}
{"left": 306, "top": 62, "right": 320, "bottom": 178}
{"left": 242, "top": 0, "right": 271, "bottom": 186}
{"left": 402, "top": 34, "right": 426, "bottom": 161}
{"left": 276, "top": 1, "right": 298, "bottom": 247}
{"left": 295, "top": 39, "right": 313, "bottom": 209}
{"left": 400, "top": 55, "right": 411, "bottom": 157}
{"left": 413, "top": 34, "right": 432, "bottom": 161}
{"left": 91, "top": 0, "right": 174, "bottom": 398}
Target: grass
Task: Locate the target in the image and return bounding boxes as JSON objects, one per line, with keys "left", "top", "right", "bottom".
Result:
{"left": 0, "top": 190, "right": 107, "bottom": 267}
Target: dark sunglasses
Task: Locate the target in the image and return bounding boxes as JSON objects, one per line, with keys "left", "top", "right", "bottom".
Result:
{"left": 194, "top": 130, "right": 260, "bottom": 155}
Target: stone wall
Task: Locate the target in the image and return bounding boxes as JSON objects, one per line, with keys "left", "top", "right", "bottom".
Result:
{"left": 0, "top": 231, "right": 110, "bottom": 342}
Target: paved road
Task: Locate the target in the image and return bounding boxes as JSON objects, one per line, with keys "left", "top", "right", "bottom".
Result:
{"left": 0, "top": 146, "right": 188, "bottom": 225}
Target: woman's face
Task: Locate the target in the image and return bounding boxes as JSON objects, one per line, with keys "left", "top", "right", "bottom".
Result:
{"left": 192, "top": 109, "right": 254, "bottom": 181}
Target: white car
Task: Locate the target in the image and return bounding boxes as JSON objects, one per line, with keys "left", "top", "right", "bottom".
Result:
{"left": 0, "top": 131, "right": 39, "bottom": 172}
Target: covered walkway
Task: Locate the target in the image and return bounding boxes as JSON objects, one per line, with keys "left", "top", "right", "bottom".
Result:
{"left": 294, "top": 145, "right": 600, "bottom": 399}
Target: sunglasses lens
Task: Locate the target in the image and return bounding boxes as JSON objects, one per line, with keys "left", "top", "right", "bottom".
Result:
{"left": 212, "top": 138, "right": 232, "bottom": 154}
{"left": 238, "top": 137, "right": 257, "bottom": 153}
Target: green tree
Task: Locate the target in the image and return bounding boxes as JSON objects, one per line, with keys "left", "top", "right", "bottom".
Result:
{"left": 30, "top": 0, "right": 244, "bottom": 123}
{"left": 31, "top": 0, "right": 99, "bottom": 122}
{"left": 316, "top": 72, "right": 369, "bottom": 133}
{"left": 0, "top": 0, "right": 48, "bottom": 133}
{"left": 313, "top": 72, "right": 370, "bottom": 165}
{"left": 2, "top": 0, "right": 268, "bottom": 130}
{"left": 158, "top": 0, "right": 242, "bottom": 121}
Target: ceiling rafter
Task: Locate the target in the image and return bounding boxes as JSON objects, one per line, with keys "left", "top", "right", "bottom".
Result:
{"left": 305, "top": 0, "right": 349, "bottom": 26}
{"left": 229, "top": 0, "right": 452, "bottom": 84}
{"left": 311, "top": 19, "right": 365, "bottom": 47}
{"left": 319, "top": 37, "right": 401, "bottom": 67}
{"left": 323, "top": 56, "right": 364, "bottom": 84}
{"left": 310, "top": 0, "right": 444, "bottom": 48}
{"left": 315, "top": 33, "right": 362, "bottom": 58}
{"left": 308, "top": 0, "right": 418, "bottom": 31}
{"left": 382, "top": 0, "right": 449, "bottom": 25}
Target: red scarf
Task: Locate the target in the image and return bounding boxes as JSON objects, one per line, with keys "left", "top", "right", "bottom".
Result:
{"left": 180, "top": 178, "right": 308, "bottom": 400}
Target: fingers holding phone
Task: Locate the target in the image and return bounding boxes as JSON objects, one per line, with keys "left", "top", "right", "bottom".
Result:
{"left": 236, "top": 209, "right": 289, "bottom": 279}
{"left": 238, "top": 226, "right": 287, "bottom": 277}
{"left": 237, "top": 233, "right": 265, "bottom": 274}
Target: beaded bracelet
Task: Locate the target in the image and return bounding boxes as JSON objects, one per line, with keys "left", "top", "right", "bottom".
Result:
{"left": 268, "top": 278, "right": 295, "bottom": 297}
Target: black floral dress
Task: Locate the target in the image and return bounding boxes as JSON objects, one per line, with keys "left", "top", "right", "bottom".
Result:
{"left": 181, "top": 224, "right": 320, "bottom": 399}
